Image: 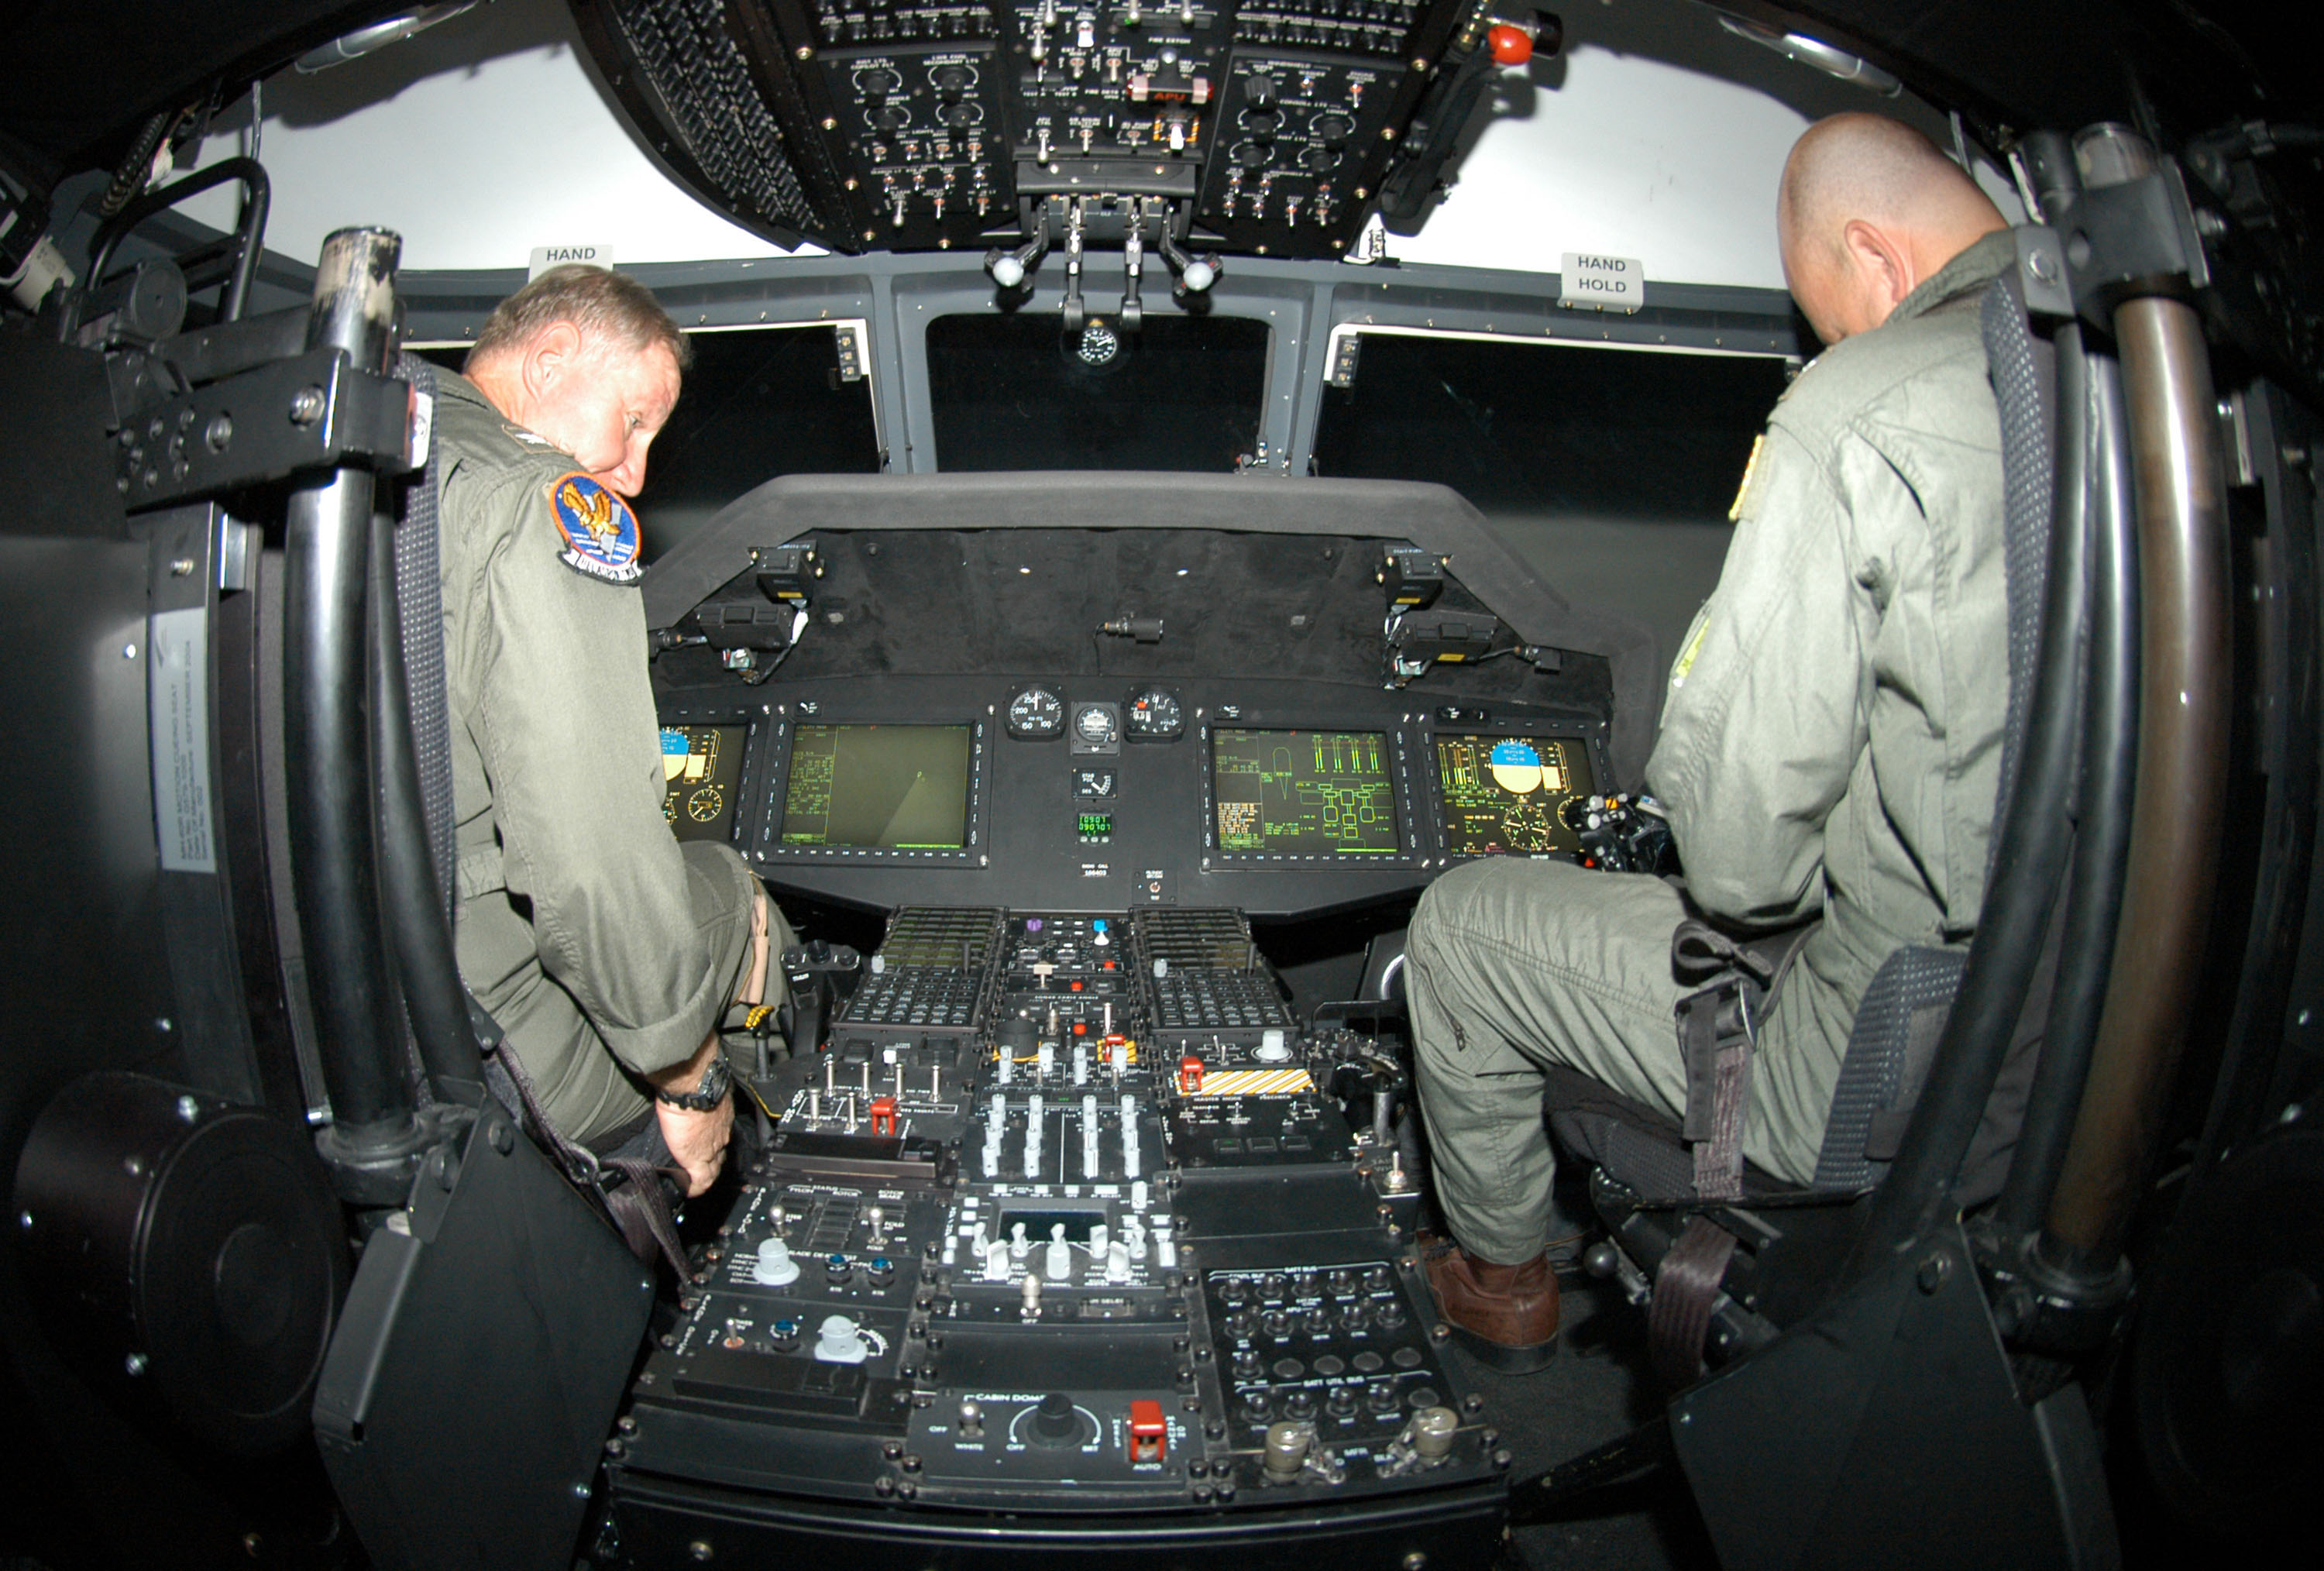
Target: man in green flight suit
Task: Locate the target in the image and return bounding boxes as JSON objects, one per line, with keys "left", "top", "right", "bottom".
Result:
{"left": 435, "top": 264, "right": 784, "bottom": 1198}
{"left": 1408, "top": 113, "right": 2016, "bottom": 1366}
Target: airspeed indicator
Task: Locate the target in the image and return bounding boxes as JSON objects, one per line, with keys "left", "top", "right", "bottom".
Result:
{"left": 1007, "top": 686, "right": 1064, "bottom": 739}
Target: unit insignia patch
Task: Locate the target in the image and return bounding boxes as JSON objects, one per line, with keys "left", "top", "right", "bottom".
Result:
{"left": 548, "top": 472, "right": 642, "bottom": 584}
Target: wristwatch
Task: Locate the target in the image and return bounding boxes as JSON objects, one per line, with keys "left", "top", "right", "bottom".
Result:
{"left": 655, "top": 1052, "right": 732, "bottom": 1112}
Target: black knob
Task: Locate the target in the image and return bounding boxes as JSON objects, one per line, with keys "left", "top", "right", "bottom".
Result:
{"left": 1232, "top": 140, "right": 1270, "bottom": 173}
{"left": 1241, "top": 109, "right": 1281, "bottom": 139}
{"left": 1283, "top": 1390, "right": 1316, "bottom": 1420}
{"left": 934, "top": 64, "right": 972, "bottom": 98}
{"left": 861, "top": 67, "right": 902, "bottom": 97}
{"left": 1367, "top": 1382, "right": 1401, "bottom": 1414}
{"left": 1033, "top": 1392, "right": 1080, "bottom": 1442}
{"left": 1246, "top": 74, "right": 1278, "bottom": 110}
{"left": 1302, "top": 146, "right": 1337, "bottom": 173}
{"left": 1328, "top": 1386, "right": 1358, "bottom": 1416}
{"left": 1261, "top": 1274, "right": 1289, "bottom": 1300}
{"left": 940, "top": 101, "right": 978, "bottom": 128}
{"left": 1315, "top": 112, "right": 1353, "bottom": 148}
{"left": 1375, "top": 1298, "right": 1406, "bottom": 1329}
{"left": 874, "top": 104, "right": 909, "bottom": 132}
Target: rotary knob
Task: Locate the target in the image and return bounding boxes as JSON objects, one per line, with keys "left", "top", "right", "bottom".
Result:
{"left": 1032, "top": 1392, "right": 1081, "bottom": 1446}
{"left": 1246, "top": 74, "right": 1278, "bottom": 110}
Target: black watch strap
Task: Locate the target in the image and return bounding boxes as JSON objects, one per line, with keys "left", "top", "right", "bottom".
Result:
{"left": 655, "top": 1052, "right": 731, "bottom": 1112}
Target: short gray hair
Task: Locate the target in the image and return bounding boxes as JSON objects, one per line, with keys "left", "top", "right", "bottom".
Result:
{"left": 466, "top": 264, "right": 693, "bottom": 374}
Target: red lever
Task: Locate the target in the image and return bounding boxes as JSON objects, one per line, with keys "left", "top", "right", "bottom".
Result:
{"left": 1488, "top": 22, "right": 1532, "bottom": 65}
{"left": 868, "top": 1095, "right": 898, "bottom": 1136}
{"left": 1178, "top": 1055, "right": 1205, "bottom": 1094}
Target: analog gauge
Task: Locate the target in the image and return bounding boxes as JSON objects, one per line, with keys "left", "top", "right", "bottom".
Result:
{"left": 687, "top": 786, "right": 724, "bottom": 823}
{"left": 1124, "top": 687, "right": 1184, "bottom": 740}
{"left": 1007, "top": 685, "right": 1064, "bottom": 739}
{"left": 1074, "top": 703, "right": 1120, "bottom": 745}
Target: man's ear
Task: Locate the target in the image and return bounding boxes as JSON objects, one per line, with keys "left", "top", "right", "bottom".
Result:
{"left": 1838, "top": 219, "right": 1912, "bottom": 328}
{"left": 522, "top": 321, "right": 586, "bottom": 400}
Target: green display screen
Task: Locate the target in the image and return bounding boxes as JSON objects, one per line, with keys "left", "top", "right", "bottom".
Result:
{"left": 1212, "top": 728, "right": 1400, "bottom": 854}
{"left": 661, "top": 725, "right": 745, "bottom": 844}
{"left": 1078, "top": 812, "right": 1114, "bottom": 838}
{"left": 1433, "top": 734, "right": 1597, "bottom": 857}
{"left": 780, "top": 724, "right": 972, "bottom": 849}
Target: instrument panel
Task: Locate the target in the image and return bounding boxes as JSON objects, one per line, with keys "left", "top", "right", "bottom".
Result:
{"left": 658, "top": 675, "right": 1605, "bottom": 915}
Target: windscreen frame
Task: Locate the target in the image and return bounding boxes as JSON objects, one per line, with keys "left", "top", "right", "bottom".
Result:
{"left": 1198, "top": 720, "right": 1421, "bottom": 868}
{"left": 755, "top": 713, "right": 990, "bottom": 866}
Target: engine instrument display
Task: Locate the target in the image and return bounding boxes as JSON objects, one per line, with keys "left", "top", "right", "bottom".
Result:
{"left": 661, "top": 725, "right": 746, "bottom": 844}
{"left": 1433, "top": 734, "right": 1598, "bottom": 857}
{"left": 1211, "top": 729, "right": 1400, "bottom": 856}
{"left": 1006, "top": 686, "right": 1063, "bottom": 739}
{"left": 1124, "top": 688, "right": 1184, "bottom": 740}
{"left": 780, "top": 724, "right": 973, "bottom": 849}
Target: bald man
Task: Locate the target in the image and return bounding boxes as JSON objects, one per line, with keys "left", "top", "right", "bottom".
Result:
{"left": 1408, "top": 114, "right": 2013, "bottom": 1368}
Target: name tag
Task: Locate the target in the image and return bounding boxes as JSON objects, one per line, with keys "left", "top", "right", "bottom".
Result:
{"left": 1559, "top": 252, "right": 1643, "bottom": 314}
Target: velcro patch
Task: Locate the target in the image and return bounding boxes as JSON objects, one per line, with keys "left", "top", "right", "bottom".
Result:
{"left": 548, "top": 472, "right": 642, "bottom": 585}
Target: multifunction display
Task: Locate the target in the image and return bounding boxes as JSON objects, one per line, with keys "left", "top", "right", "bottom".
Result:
{"left": 1433, "top": 734, "right": 1597, "bottom": 857}
{"left": 781, "top": 724, "right": 973, "bottom": 850}
{"left": 661, "top": 725, "right": 745, "bottom": 844}
{"left": 1211, "top": 729, "right": 1399, "bottom": 855}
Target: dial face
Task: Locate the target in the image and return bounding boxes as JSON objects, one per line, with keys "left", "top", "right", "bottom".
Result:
{"left": 1074, "top": 703, "right": 1119, "bottom": 744}
{"left": 1125, "top": 687, "right": 1184, "bottom": 739}
{"left": 1007, "top": 686, "right": 1064, "bottom": 738}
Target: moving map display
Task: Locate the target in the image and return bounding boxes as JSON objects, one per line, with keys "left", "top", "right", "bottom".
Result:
{"left": 781, "top": 724, "right": 973, "bottom": 849}
{"left": 1433, "top": 734, "right": 1597, "bottom": 856}
{"left": 662, "top": 725, "right": 745, "bottom": 844}
{"left": 1212, "top": 729, "right": 1400, "bottom": 854}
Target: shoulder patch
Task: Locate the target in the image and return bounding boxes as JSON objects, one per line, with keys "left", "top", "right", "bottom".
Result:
{"left": 547, "top": 473, "right": 643, "bottom": 585}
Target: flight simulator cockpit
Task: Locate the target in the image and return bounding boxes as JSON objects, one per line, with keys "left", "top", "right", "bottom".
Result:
{"left": 3, "top": 2, "right": 2322, "bottom": 1569}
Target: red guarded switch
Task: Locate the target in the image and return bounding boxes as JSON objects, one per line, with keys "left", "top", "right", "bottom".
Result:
{"left": 1128, "top": 1398, "right": 1167, "bottom": 1462}
{"left": 868, "top": 1095, "right": 898, "bottom": 1136}
{"left": 1178, "top": 1055, "right": 1205, "bottom": 1094}
{"left": 1488, "top": 22, "right": 1533, "bottom": 65}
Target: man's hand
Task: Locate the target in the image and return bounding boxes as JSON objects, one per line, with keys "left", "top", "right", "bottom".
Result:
{"left": 648, "top": 1033, "right": 732, "bottom": 1197}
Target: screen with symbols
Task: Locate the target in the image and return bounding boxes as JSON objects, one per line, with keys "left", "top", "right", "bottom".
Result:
{"left": 1211, "top": 728, "right": 1398, "bottom": 855}
{"left": 1432, "top": 733, "right": 1597, "bottom": 857}
{"left": 662, "top": 725, "right": 747, "bottom": 844}
{"left": 781, "top": 724, "right": 974, "bottom": 848}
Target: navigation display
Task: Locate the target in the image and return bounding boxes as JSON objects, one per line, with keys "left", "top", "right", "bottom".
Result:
{"left": 662, "top": 725, "right": 745, "bottom": 844}
{"left": 1212, "top": 729, "right": 1400, "bottom": 855}
{"left": 1433, "top": 733, "right": 1597, "bottom": 856}
{"left": 781, "top": 724, "right": 972, "bottom": 849}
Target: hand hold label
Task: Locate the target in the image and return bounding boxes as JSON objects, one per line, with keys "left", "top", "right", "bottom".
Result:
{"left": 1559, "top": 252, "right": 1643, "bottom": 314}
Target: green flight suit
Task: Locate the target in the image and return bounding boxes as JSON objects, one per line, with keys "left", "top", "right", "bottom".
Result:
{"left": 1411, "top": 231, "right": 2014, "bottom": 1263}
{"left": 435, "top": 370, "right": 773, "bottom": 1144}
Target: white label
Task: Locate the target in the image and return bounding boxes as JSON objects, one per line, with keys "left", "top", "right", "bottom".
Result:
{"left": 149, "top": 606, "right": 215, "bottom": 873}
{"left": 527, "top": 244, "right": 614, "bottom": 280}
{"left": 1559, "top": 252, "right": 1644, "bottom": 314}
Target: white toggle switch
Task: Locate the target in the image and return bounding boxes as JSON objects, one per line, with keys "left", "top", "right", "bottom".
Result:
{"left": 1131, "top": 1180, "right": 1150, "bottom": 1211}
{"left": 1256, "top": 1029, "right": 1290, "bottom": 1062}
{"left": 753, "top": 1236, "right": 800, "bottom": 1286}
{"left": 814, "top": 1315, "right": 869, "bottom": 1364}
{"left": 1074, "top": 1044, "right": 1088, "bottom": 1085}
{"left": 1037, "top": 1043, "right": 1055, "bottom": 1077}
{"left": 1126, "top": 1218, "right": 1147, "bottom": 1261}
{"left": 1107, "top": 1241, "right": 1132, "bottom": 1283}
{"left": 999, "top": 1050, "right": 1015, "bottom": 1084}
{"left": 1090, "top": 1222, "right": 1110, "bottom": 1256}
{"left": 982, "top": 1139, "right": 1002, "bottom": 1177}
{"left": 985, "top": 1239, "right": 1011, "bottom": 1282}
{"left": 1011, "top": 1220, "right": 1030, "bottom": 1259}
{"left": 1155, "top": 1228, "right": 1177, "bottom": 1268}
{"left": 1045, "top": 1222, "right": 1072, "bottom": 1281}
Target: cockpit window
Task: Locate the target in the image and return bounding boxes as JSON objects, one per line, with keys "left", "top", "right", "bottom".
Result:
{"left": 1312, "top": 332, "right": 1792, "bottom": 665}
{"left": 927, "top": 312, "right": 1270, "bottom": 473}
{"left": 415, "top": 324, "right": 883, "bottom": 561}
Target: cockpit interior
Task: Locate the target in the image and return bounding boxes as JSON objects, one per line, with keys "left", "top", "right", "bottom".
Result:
{"left": 2, "top": 2, "right": 2321, "bottom": 1568}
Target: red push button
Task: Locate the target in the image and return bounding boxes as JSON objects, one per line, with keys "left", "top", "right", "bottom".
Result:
{"left": 1128, "top": 1397, "right": 1167, "bottom": 1461}
{"left": 1488, "top": 22, "right": 1532, "bottom": 64}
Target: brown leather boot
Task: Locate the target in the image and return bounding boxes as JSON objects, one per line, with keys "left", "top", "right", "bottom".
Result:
{"left": 1422, "top": 1236, "right": 1559, "bottom": 1373}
